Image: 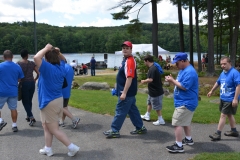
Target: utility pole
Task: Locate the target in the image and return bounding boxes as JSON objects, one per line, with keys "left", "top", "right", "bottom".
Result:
{"left": 33, "top": 0, "right": 37, "bottom": 54}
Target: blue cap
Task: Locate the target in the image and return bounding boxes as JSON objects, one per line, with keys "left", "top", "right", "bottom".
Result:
{"left": 171, "top": 52, "right": 188, "bottom": 64}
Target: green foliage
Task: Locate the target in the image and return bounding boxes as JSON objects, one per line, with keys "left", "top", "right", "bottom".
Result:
{"left": 198, "top": 71, "right": 205, "bottom": 77}
{"left": 0, "top": 21, "right": 215, "bottom": 54}
{"left": 190, "top": 152, "right": 240, "bottom": 160}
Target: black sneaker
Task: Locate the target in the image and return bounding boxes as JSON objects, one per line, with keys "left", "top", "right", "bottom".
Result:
{"left": 224, "top": 131, "right": 239, "bottom": 137}
{"left": 26, "top": 117, "right": 30, "bottom": 122}
{"left": 130, "top": 126, "right": 147, "bottom": 135}
{"left": 29, "top": 119, "right": 36, "bottom": 126}
{"left": 182, "top": 137, "right": 194, "bottom": 145}
{"left": 103, "top": 130, "right": 120, "bottom": 138}
{"left": 0, "top": 120, "right": 7, "bottom": 131}
{"left": 209, "top": 132, "right": 221, "bottom": 141}
{"left": 166, "top": 143, "right": 184, "bottom": 153}
{"left": 12, "top": 126, "right": 18, "bottom": 132}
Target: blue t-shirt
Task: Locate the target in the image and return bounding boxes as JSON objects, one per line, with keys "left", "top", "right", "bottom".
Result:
{"left": 116, "top": 56, "right": 137, "bottom": 97}
{"left": 217, "top": 67, "right": 240, "bottom": 102}
{"left": 174, "top": 65, "right": 198, "bottom": 111}
{"left": 0, "top": 61, "right": 24, "bottom": 97}
{"left": 38, "top": 60, "right": 65, "bottom": 110}
{"left": 90, "top": 58, "right": 96, "bottom": 68}
{"left": 62, "top": 63, "right": 74, "bottom": 98}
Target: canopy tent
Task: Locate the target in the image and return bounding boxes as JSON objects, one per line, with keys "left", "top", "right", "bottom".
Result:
{"left": 115, "top": 44, "right": 169, "bottom": 55}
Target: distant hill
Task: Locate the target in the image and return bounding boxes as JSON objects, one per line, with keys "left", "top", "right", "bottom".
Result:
{"left": 0, "top": 21, "right": 209, "bottom": 54}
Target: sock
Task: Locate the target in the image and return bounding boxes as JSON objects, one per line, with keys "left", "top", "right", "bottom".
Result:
{"left": 185, "top": 136, "right": 192, "bottom": 140}
{"left": 12, "top": 123, "right": 17, "bottom": 127}
{"left": 146, "top": 112, "right": 150, "bottom": 116}
{"left": 158, "top": 116, "right": 163, "bottom": 121}
{"left": 45, "top": 146, "right": 52, "bottom": 151}
{"left": 176, "top": 141, "right": 182, "bottom": 147}
{"left": 68, "top": 143, "right": 75, "bottom": 150}
{"left": 231, "top": 128, "right": 237, "bottom": 132}
{"left": 0, "top": 118, "right": 2, "bottom": 123}
{"left": 216, "top": 130, "right": 221, "bottom": 135}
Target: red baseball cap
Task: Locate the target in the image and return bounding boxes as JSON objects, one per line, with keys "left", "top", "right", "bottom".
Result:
{"left": 121, "top": 41, "right": 132, "bottom": 48}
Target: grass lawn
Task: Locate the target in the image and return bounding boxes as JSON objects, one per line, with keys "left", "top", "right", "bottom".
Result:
{"left": 70, "top": 73, "right": 240, "bottom": 160}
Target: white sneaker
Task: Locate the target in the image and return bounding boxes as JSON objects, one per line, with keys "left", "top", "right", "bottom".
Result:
{"left": 39, "top": 148, "right": 54, "bottom": 157}
{"left": 68, "top": 145, "right": 80, "bottom": 157}
{"left": 153, "top": 119, "right": 165, "bottom": 125}
{"left": 141, "top": 114, "right": 150, "bottom": 121}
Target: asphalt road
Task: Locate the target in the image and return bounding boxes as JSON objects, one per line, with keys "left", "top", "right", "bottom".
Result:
{"left": 0, "top": 88, "right": 240, "bottom": 160}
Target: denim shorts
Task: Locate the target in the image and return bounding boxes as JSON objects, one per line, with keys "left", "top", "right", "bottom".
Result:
{"left": 0, "top": 97, "right": 18, "bottom": 110}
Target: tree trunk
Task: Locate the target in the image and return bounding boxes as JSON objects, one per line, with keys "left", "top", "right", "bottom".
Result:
{"left": 219, "top": 9, "right": 223, "bottom": 65}
{"left": 189, "top": 0, "right": 193, "bottom": 66}
{"left": 231, "top": 0, "right": 240, "bottom": 67}
{"left": 227, "top": 3, "right": 233, "bottom": 55}
{"left": 151, "top": 0, "right": 158, "bottom": 58}
{"left": 207, "top": 0, "right": 215, "bottom": 76}
{"left": 178, "top": 0, "right": 185, "bottom": 52}
{"left": 195, "top": 0, "right": 202, "bottom": 72}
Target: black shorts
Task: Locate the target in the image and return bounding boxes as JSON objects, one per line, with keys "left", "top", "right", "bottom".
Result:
{"left": 63, "top": 98, "right": 69, "bottom": 108}
{"left": 219, "top": 100, "right": 238, "bottom": 115}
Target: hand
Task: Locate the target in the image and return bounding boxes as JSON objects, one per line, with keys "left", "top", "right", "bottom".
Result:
{"left": 207, "top": 91, "right": 212, "bottom": 97}
{"left": 120, "top": 92, "right": 126, "bottom": 100}
{"left": 232, "top": 99, "right": 238, "bottom": 107}
{"left": 141, "top": 80, "right": 145, "bottom": 84}
{"left": 165, "top": 74, "right": 173, "bottom": 82}
{"left": 45, "top": 44, "right": 53, "bottom": 50}
{"left": 55, "top": 47, "right": 60, "bottom": 52}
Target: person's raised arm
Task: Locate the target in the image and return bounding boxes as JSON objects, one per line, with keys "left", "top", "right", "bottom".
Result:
{"left": 34, "top": 44, "right": 52, "bottom": 68}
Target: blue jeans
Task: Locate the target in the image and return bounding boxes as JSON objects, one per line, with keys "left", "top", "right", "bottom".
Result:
{"left": 21, "top": 81, "right": 35, "bottom": 118}
{"left": 111, "top": 96, "right": 143, "bottom": 132}
{"left": 91, "top": 67, "right": 95, "bottom": 76}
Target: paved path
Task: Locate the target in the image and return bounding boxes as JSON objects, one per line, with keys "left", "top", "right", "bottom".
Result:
{"left": 0, "top": 88, "right": 240, "bottom": 160}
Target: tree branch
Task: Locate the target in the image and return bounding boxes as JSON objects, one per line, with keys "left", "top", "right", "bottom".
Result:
{"left": 137, "top": 1, "right": 151, "bottom": 19}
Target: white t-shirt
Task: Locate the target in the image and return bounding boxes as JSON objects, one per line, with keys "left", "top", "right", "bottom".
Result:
{"left": 70, "top": 62, "right": 77, "bottom": 68}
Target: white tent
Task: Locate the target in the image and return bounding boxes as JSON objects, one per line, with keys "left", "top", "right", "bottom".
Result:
{"left": 114, "top": 44, "right": 169, "bottom": 55}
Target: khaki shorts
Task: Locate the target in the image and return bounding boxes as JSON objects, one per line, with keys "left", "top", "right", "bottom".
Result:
{"left": 40, "top": 97, "right": 63, "bottom": 123}
{"left": 172, "top": 106, "right": 194, "bottom": 126}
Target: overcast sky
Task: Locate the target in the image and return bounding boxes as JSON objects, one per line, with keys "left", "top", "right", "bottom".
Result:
{"left": 0, "top": 0, "right": 203, "bottom": 27}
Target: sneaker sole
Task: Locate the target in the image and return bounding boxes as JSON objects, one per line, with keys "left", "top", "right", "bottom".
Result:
{"left": 106, "top": 135, "right": 120, "bottom": 138}
{"left": 39, "top": 152, "right": 54, "bottom": 157}
{"left": 224, "top": 133, "right": 239, "bottom": 137}
{"left": 0, "top": 123, "right": 7, "bottom": 131}
{"left": 182, "top": 142, "right": 194, "bottom": 146}
{"left": 153, "top": 123, "right": 165, "bottom": 125}
{"left": 209, "top": 135, "right": 221, "bottom": 141}
{"left": 166, "top": 148, "right": 184, "bottom": 153}
{"left": 130, "top": 131, "right": 147, "bottom": 135}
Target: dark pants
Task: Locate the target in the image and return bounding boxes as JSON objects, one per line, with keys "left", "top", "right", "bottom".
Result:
{"left": 21, "top": 81, "right": 35, "bottom": 118}
{"left": 91, "top": 67, "right": 95, "bottom": 76}
{"left": 111, "top": 96, "right": 143, "bottom": 132}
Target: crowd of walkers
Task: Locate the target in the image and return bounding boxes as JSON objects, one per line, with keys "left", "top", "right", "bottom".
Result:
{"left": 0, "top": 45, "right": 80, "bottom": 157}
{"left": 0, "top": 41, "right": 239, "bottom": 157}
